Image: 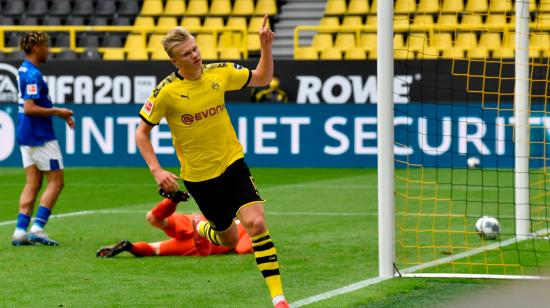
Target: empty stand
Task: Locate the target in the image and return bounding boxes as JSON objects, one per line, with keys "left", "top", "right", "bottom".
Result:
{"left": 72, "top": 0, "right": 94, "bottom": 16}
{"left": 141, "top": 0, "right": 164, "bottom": 16}
{"left": 95, "top": 1, "right": 117, "bottom": 16}
{"left": 210, "top": 0, "right": 232, "bottom": 16}
{"left": 3, "top": 0, "right": 25, "bottom": 16}
{"left": 232, "top": 0, "right": 254, "bottom": 16}
{"left": 347, "top": 0, "right": 369, "bottom": 15}
{"left": 255, "top": 0, "right": 278, "bottom": 15}
{"left": 27, "top": 0, "right": 48, "bottom": 16}
{"left": 164, "top": 0, "right": 186, "bottom": 16}
{"left": 186, "top": 0, "right": 209, "bottom": 16}
{"left": 49, "top": 0, "right": 71, "bottom": 16}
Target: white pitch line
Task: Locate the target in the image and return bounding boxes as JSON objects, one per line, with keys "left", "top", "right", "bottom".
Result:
{"left": 290, "top": 227, "right": 550, "bottom": 307}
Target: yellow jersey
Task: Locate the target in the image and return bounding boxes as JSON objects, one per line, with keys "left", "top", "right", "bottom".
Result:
{"left": 139, "top": 62, "right": 251, "bottom": 182}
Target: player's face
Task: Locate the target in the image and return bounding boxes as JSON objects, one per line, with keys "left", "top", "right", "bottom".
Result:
{"left": 171, "top": 37, "right": 202, "bottom": 72}
{"left": 34, "top": 43, "right": 49, "bottom": 63}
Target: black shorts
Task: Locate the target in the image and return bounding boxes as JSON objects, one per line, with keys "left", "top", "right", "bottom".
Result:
{"left": 183, "top": 158, "right": 264, "bottom": 231}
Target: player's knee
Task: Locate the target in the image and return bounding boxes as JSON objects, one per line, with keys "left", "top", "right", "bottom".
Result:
{"left": 244, "top": 216, "right": 267, "bottom": 236}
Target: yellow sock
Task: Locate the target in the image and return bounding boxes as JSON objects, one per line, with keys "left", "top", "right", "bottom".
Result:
{"left": 198, "top": 221, "right": 222, "bottom": 245}
{"left": 252, "top": 230, "right": 284, "bottom": 300}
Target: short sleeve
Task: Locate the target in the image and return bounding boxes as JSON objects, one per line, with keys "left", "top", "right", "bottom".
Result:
{"left": 139, "top": 91, "right": 167, "bottom": 126}
{"left": 19, "top": 71, "right": 42, "bottom": 100}
{"left": 225, "top": 63, "right": 251, "bottom": 91}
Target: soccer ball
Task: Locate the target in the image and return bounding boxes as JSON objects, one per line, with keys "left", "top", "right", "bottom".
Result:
{"left": 475, "top": 216, "right": 500, "bottom": 240}
{"left": 467, "top": 156, "right": 481, "bottom": 168}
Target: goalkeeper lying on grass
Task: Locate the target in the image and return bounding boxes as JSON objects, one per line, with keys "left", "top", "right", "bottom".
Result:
{"left": 96, "top": 190, "right": 252, "bottom": 257}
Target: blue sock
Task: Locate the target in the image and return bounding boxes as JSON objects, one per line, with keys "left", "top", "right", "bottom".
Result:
{"left": 34, "top": 206, "right": 52, "bottom": 228}
{"left": 16, "top": 213, "right": 31, "bottom": 231}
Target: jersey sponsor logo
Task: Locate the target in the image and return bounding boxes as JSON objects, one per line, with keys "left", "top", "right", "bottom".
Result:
{"left": 26, "top": 84, "right": 38, "bottom": 95}
{"left": 143, "top": 100, "right": 153, "bottom": 115}
{"left": 0, "top": 63, "right": 19, "bottom": 103}
{"left": 181, "top": 104, "right": 224, "bottom": 125}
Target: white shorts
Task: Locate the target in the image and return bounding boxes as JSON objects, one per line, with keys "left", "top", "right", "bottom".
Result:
{"left": 20, "top": 140, "right": 64, "bottom": 171}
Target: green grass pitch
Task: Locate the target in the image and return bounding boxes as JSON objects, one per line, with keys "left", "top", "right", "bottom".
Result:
{"left": 0, "top": 167, "right": 544, "bottom": 307}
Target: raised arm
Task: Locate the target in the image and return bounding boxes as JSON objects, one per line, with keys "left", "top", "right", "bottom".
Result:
{"left": 248, "top": 15, "right": 275, "bottom": 87}
{"left": 135, "top": 120, "right": 180, "bottom": 192}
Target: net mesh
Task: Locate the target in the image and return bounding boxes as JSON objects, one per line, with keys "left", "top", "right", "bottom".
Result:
{"left": 394, "top": 0, "right": 550, "bottom": 276}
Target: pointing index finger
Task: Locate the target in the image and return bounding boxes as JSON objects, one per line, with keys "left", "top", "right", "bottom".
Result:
{"left": 262, "top": 14, "right": 268, "bottom": 29}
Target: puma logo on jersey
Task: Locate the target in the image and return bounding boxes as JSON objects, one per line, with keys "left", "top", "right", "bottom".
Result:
{"left": 181, "top": 93, "right": 190, "bottom": 100}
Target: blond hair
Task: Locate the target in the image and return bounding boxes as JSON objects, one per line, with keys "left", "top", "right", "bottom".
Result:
{"left": 19, "top": 31, "right": 49, "bottom": 54}
{"left": 162, "top": 27, "right": 192, "bottom": 58}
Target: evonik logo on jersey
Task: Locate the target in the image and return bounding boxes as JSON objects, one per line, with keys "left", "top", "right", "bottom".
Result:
{"left": 0, "top": 63, "right": 19, "bottom": 103}
{"left": 181, "top": 104, "right": 225, "bottom": 125}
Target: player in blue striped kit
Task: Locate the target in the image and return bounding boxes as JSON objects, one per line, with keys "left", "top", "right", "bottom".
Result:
{"left": 12, "top": 31, "right": 75, "bottom": 246}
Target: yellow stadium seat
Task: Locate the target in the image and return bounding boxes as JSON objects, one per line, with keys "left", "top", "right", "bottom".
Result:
{"left": 370, "top": 0, "right": 377, "bottom": 13}
{"left": 461, "top": 14, "right": 483, "bottom": 27}
{"left": 486, "top": 14, "right": 507, "bottom": 27}
{"left": 342, "top": 16, "right": 363, "bottom": 26}
{"left": 203, "top": 17, "right": 225, "bottom": 29}
{"left": 347, "top": 0, "right": 369, "bottom": 15}
{"left": 541, "top": 1, "right": 550, "bottom": 13}
{"left": 312, "top": 33, "right": 334, "bottom": 50}
{"left": 125, "top": 34, "right": 146, "bottom": 49}
{"left": 232, "top": 0, "right": 254, "bottom": 15}
{"left": 418, "top": 47, "right": 439, "bottom": 59}
{"left": 465, "top": 0, "right": 488, "bottom": 13}
{"left": 467, "top": 47, "right": 488, "bottom": 58}
{"left": 441, "top": 47, "right": 464, "bottom": 58}
{"left": 489, "top": 0, "right": 512, "bottom": 13}
{"left": 324, "top": 0, "right": 346, "bottom": 16}
{"left": 412, "top": 15, "right": 434, "bottom": 26}
{"left": 394, "top": 0, "right": 416, "bottom": 14}
{"left": 478, "top": 32, "right": 501, "bottom": 50}
{"left": 492, "top": 48, "right": 514, "bottom": 58}
{"left": 163, "top": 0, "right": 185, "bottom": 16}
{"left": 455, "top": 32, "right": 478, "bottom": 49}
{"left": 394, "top": 49, "right": 414, "bottom": 59}
{"left": 134, "top": 16, "right": 155, "bottom": 28}
{"left": 320, "top": 49, "right": 342, "bottom": 60}
{"left": 502, "top": 32, "right": 515, "bottom": 48}
{"left": 248, "top": 17, "right": 269, "bottom": 32}
{"left": 393, "top": 33, "right": 405, "bottom": 49}
{"left": 320, "top": 17, "right": 340, "bottom": 27}
{"left": 430, "top": 32, "right": 452, "bottom": 50}
{"left": 406, "top": 33, "right": 428, "bottom": 51}
{"left": 334, "top": 33, "right": 356, "bottom": 50}
{"left": 227, "top": 17, "right": 247, "bottom": 29}
{"left": 201, "top": 47, "right": 218, "bottom": 60}
{"left": 247, "top": 33, "right": 260, "bottom": 51}
{"left": 437, "top": 14, "right": 458, "bottom": 27}
{"left": 102, "top": 49, "right": 125, "bottom": 60}
{"left": 529, "top": 49, "right": 541, "bottom": 58}
{"left": 295, "top": 47, "right": 318, "bottom": 60}
{"left": 196, "top": 34, "right": 216, "bottom": 50}
{"left": 440, "top": 0, "right": 463, "bottom": 13}
{"left": 417, "top": 0, "right": 439, "bottom": 13}
{"left": 218, "top": 31, "right": 240, "bottom": 48}
{"left": 127, "top": 49, "right": 149, "bottom": 60}
{"left": 157, "top": 17, "right": 178, "bottom": 32}
{"left": 366, "top": 15, "right": 377, "bottom": 26}
{"left": 186, "top": 0, "right": 208, "bottom": 16}
{"left": 141, "top": 0, "right": 163, "bottom": 16}
{"left": 367, "top": 49, "right": 377, "bottom": 59}
{"left": 344, "top": 48, "right": 367, "bottom": 60}
{"left": 151, "top": 48, "right": 169, "bottom": 60}
{"left": 535, "top": 13, "right": 550, "bottom": 27}
{"left": 359, "top": 33, "right": 377, "bottom": 51}
{"left": 394, "top": 15, "right": 409, "bottom": 28}
{"left": 530, "top": 33, "right": 550, "bottom": 50}
{"left": 181, "top": 17, "right": 202, "bottom": 29}
{"left": 209, "top": 0, "right": 231, "bottom": 16}
{"left": 147, "top": 34, "right": 164, "bottom": 51}
{"left": 219, "top": 48, "right": 241, "bottom": 59}
{"left": 255, "top": 0, "right": 277, "bottom": 16}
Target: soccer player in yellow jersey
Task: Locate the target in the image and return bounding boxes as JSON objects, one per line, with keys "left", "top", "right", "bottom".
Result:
{"left": 135, "top": 15, "right": 288, "bottom": 308}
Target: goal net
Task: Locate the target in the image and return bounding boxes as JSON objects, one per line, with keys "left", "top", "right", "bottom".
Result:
{"left": 378, "top": 0, "right": 550, "bottom": 279}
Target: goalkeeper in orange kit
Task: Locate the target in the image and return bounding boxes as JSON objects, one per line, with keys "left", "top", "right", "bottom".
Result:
{"left": 96, "top": 190, "right": 252, "bottom": 257}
